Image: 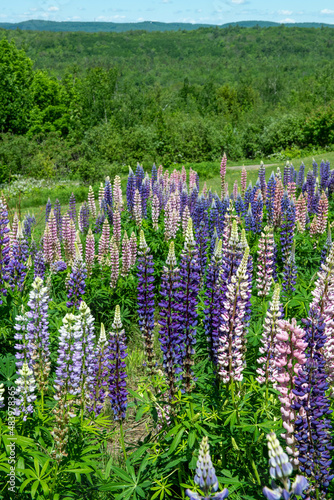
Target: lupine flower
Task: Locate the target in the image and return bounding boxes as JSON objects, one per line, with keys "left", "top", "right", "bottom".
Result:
{"left": 309, "top": 215, "right": 318, "bottom": 238}
{"left": 113, "top": 175, "right": 123, "bottom": 211}
{"left": 75, "top": 231, "right": 83, "bottom": 260}
{"left": 98, "top": 218, "right": 110, "bottom": 265}
{"left": 320, "top": 224, "right": 332, "bottom": 265}
{"left": 135, "top": 163, "right": 145, "bottom": 191}
{"left": 256, "top": 283, "right": 282, "bottom": 384}
{"left": 113, "top": 209, "right": 121, "bottom": 246}
{"left": 282, "top": 241, "right": 297, "bottom": 295}
{"left": 68, "top": 193, "right": 76, "bottom": 221}
{"left": 76, "top": 301, "right": 96, "bottom": 412}
{"left": 283, "top": 163, "right": 291, "bottom": 187}
{"left": 11, "top": 212, "right": 19, "bottom": 247}
{"left": 110, "top": 239, "right": 119, "bottom": 289}
{"left": 62, "top": 214, "right": 75, "bottom": 262}
{"left": 204, "top": 239, "right": 223, "bottom": 364}
{"left": 256, "top": 226, "right": 275, "bottom": 296}
{"left": 104, "top": 176, "right": 113, "bottom": 208}
{"left": 134, "top": 189, "right": 142, "bottom": 227}
{"left": 273, "top": 179, "right": 284, "bottom": 228}
{"left": 182, "top": 205, "right": 191, "bottom": 237}
{"left": 108, "top": 305, "right": 128, "bottom": 420}
{"left": 177, "top": 218, "right": 200, "bottom": 392}
{"left": 88, "top": 186, "right": 96, "bottom": 219}
{"left": 241, "top": 167, "right": 247, "bottom": 198}
{"left": 274, "top": 318, "right": 307, "bottom": 466}
{"left": 152, "top": 194, "right": 160, "bottom": 230}
{"left": 141, "top": 174, "right": 150, "bottom": 218}
{"left": 263, "top": 432, "right": 308, "bottom": 500}
{"left": 296, "top": 162, "right": 305, "bottom": 188}
{"left": 14, "top": 362, "right": 36, "bottom": 420}
{"left": 54, "top": 199, "right": 62, "bottom": 240}
{"left": 48, "top": 210, "right": 62, "bottom": 260}
{"left": 121, "top": 232, "right": 131, "bottom": 277}
{"left": 9, "top": 222, "right": 29, "bottom": 292}
{"left": 85, "top": 228, "right": 95, "bottom": 276}
{"left": 292, "top": 309, "right": 334, "bottom": 496}
{"left": 295, "top": 193, "right": 307, "bottom": 233}
{"left": 67, "top": 244, "right": 87, "bottom": 309}
{"left": 245, "top": 204, "right": 256, "bottom": 233}
{"left": 316, "top": 190, "right": 328, "bottom": 235}
{"left": 137, "top": 231, "right": 155, "bottom": 373}
{"left": 312, "top": 187, "right": 320, "bottom": 215}
{"left": 127, "top": 168, "right": 136, "bottom": 216}
{"left": 94, "top": 211, "right": 105, "bottom": 234}
{"left": 23, "top": 214, "right": 36, "bottom": 238}
{"left": 306, "top": 171, "right": 315, "bottom": 213}
{"left": 186, "top": 436, "right": 229, "bottom": 500}
{"left": 88, "top": 324, "right": 109, "bottom": 415}
{"left": 0, "top": 198, "right": 10, "bottom": 303}
{"left": 320, "top": 159, "right": 330, "bottom": 191}
{"left": 280, "top": 195, "right": 295, "bottom": 263}
{"left": 218, "top": 246, "right": 251, "bottom": 383}
{"left": 51, "top": 260, "right": 67, "bottom": 273}
{"left": 45, "top": 198, "right": 52, "bottom": 222}
{"left": 98, "top": 182, "right": 104, "bottom": 211}
{"left": 220, "top": 153, "right": 227, "bottom": 199}
{"left": 310, "top": 242, "right": 334, "bottom": 316}
{"left": 78, "top": 201, "right": 90, "bottom": 235}
{"left": 258, "top": 162, "right": 266, "bottom": 198}
{"left": 252, "top": 191, "right": 263, "bottom": 234}
{"left": 129, "top": 231, "right": 137, "bottom": 268}
{"left": 34, "top": 250, "right": 45, "bottom": 280}
{"left": 158, "top": 242, "right": 181, "bottom": 399}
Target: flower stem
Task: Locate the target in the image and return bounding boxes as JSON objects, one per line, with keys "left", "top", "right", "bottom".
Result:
{"left": 120, "top": 421, "right": 127, "bottom": 462}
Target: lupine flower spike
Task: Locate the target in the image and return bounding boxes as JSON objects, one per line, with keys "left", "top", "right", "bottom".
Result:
{"left": 108, "top": 305, "right": 128, "bottom": 420}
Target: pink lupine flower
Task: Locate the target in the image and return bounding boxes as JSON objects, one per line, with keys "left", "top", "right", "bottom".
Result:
{"left": 152, "top": 194, "right": 160, "bottom": 230}
{"left": 62, "top": 214, "right": 75, "bottom": 262}
{"left": 134, "top": 189, "right": 142, "bottom": 227}
{"left": 43, "top": 212, "right": 61, "bottom": 264}
{"left": 121, "top": 232, "right": 131, "bottom": 277}
{"left": 189, "top": 168, "right": 197, "bottom": 191}
{"left": 220, "top": 153, "right": 227, "bottom": 199}
{"left": 43, "top": 224, "right": 53, "bottom": 265}
{"left": 129, "top": 231, "right": 137, "bottom": 268}
{"left": 202, "top": 182, "right": 208, "bottom": 197}
{"left": 88, "top": 186, "right": 96, "bottom": 219}
{"left": 76, "top": 231, "right": 83, "bottom": 260}
{"left": 110, "top": 239, "right": 119, "bottom": 289}
{"left": 316, "top": 191, "right": 329, "bottom": 235}
{"left": 233, "top": 181, "right": 238, "bottom": 200}
{"left": 98, "top": 182, "right": 104, "bottom": 211}
{"left": 218, "top": 246, "right": 251, "bottom": 384}
{"left": 158, "top": 165, "right": 163, "bottom": 179}
{"left": 85, "top": 228, "right": 95, "bottom": 276}
{"left": 287, "top": 181, "right": 297, "bottom": 201}
{"left": 98, "top": 218, "right": 110, "bottom": 265}
{"left": 256, "top": 226, "right": 275, "bottom": 296}
{"left": 273, "top": 179, "right": 284, "bottom": 227}
{"left": 310, "top": 243, "right": 334, "bottom": 315}
{"left": 113, "top": 175, "right": 123, "bottom": 211}
{"left": 241, "top": 167, "right": 247, "bottom": 198}
{"left": 256, "top": 283, "right": 282, "bottom": 384}
{"left": 274, "top": 318, "right": 307, "bottom": 467}
{"left": 295, "top": 193, "right": 307, "bottom": 233}
{"left": 181, "top": 165, "right": 187, "bottom": 184}
{"left": 310, "top": 215, "right": 318, "bottom": 238}
{"left": 113, "top": 209, "right": 121, "bottom": 246}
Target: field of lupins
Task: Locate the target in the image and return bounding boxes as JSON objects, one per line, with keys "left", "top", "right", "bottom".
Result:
{"left": 0, "top": 156, "right": 334, "bottom": 500}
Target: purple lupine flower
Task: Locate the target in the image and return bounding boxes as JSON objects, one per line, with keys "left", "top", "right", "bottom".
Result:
{"left": 137, "top": 230, "right": 155, "bottom": 373}
{"left": 234, "top": 193, "right": 244, "bottom": 218}
{"left": 196, "top": 220, "right": 209, "bottom": 277}
{"left": 256, "top": 283, "right": 282, "bottom": 384}
{"left": 54, "top": 199, "right": 62, "bottom": 240}
{"left": 14, "top": 362, "right": 36, "bottom": 420}
{"left": 283, "top": 163, "right": 291, "bottom": 188}
{"left": 252, "top": 192, "right": 263, "bottom": 234}
{"left": 245, "top": 204, "right": 256, "bottom": 233}
{"left": 158, "top": 241, "right": 182, "bottom": 399}
{"left": 45, "top": 198, "right": 52, "bottom": 222}
{"left": 126, "top": 167, "right": 136, "bottom": 216}
{"left": 135, "top": 163, "right": 145, "bottom": 192}
{"left": 218, "top": 246, "right": 251, "bottom": 384}
{"left": 282, "top": 240, "right": 297, "bottom": 295}
{"left": 51, "top": 260, "right": 67, "bottom": 273}
{"left": 94, "top": 212, "right": 105, "bottom": 234}
{"left": 177, "top": 218, "right": 200, "bottom": 392}
{"left": 34, "top": 250, "right": 45, "bottom": 280}
{"left": 306, "top": 171, "right": 315, "bottom": 213}
{"left": 104, "top": 176, "right": 113, "bottom": 209}
{"left": 88, "top": 324, "right": 109, "bottom": 416}
{"left": 67, "top": 244, "right": 87, "bottom": 309}
{"left": 186, "top": 436, "right": 229, "bottom": 500}
{"left": 68, "top": 193, "right": 76, "bottom": 221}
{"left": 151, "top": 163, "right": 157, "bottom": 186}
{"left": 23, "top": 214, "right": 36, "bottom": 238}
{"left": 243, "top": 182, "right": 253, "bottom": 214}
{"left": 108, "top": 305, "right": 128, "bottom": 420}
{"left": 280, "top": 194, "right": 295, "bottom": 263}
{"left": 263, "top": 432, "right": 308, "bottom": 500}
{"left": 320, "top": 159, "right": 330, "bottom": 191}
{"left": 8, "top": 222, "right": 29, "bottom": 292}
{"left": 180, "top": 188, "right": 188, "bottom": 217}
{"left": 79, "top": 201, "right": 90, "bottom": 235}
{"left": 0, "top": 198, "right": 10, "bottom": 303}
{"left": 203, "top": 239, "right": 222, "bottom": 364}
{"left": 292, "top": 309, "right": 334, "bottom": 497}
{"left": 189, "top": 187, "right": 199, "bottom": 215}
{"left": 141, "top": 175, "right": 150, "bottom": 219}
{"left": 297, "top": 162, "right": 305, "bottom": 189}
{"left": 258, "top": 162, "right": 266, "bottom": 198}
{"left": 311, "top": 187, "right": 320, "bottom": 215}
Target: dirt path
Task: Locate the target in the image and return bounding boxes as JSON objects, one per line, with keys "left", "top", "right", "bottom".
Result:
{"left": 228, "top": 163, "right": 277, "bottom": 171}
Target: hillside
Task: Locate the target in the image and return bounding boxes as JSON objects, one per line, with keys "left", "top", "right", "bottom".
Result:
{"left": 0, "top": 19, "right": 333, "bottom": 33}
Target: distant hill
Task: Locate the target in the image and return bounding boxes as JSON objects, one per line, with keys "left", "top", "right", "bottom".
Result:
{"left": 0, "top": 19, "right": 333, "bottom": 33}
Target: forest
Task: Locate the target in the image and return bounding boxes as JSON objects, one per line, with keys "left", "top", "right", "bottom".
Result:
{"left": 0, "top": 25, "right": 334, "bottom": 182}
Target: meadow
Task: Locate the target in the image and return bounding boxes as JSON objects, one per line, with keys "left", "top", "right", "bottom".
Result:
{"left": 0, "top": 155, "right": 333, "bottom": 500}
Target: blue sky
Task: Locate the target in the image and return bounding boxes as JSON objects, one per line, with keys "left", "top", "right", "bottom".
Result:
{"left": 2, "top": 0, "right": 334, "bottom": 25}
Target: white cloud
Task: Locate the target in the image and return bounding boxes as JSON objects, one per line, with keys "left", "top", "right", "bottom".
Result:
{"left": 231, "top": 0, "right": 245, "bottom": 4}
{"left": 48, "top": 6, "right": 59, "bottom": 12}
{"left": 280, "top": 17, "right": 296, "bottom": 23}
{"left": 278, "top": 10, "right": 293, "bottom": 15}
{"left": 321, "top": 9, "right": 334, "bottom": 14}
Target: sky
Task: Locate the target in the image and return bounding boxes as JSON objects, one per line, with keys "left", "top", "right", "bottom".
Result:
{"left": 2, "top": 0, "right": 334, "bottom": 25}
